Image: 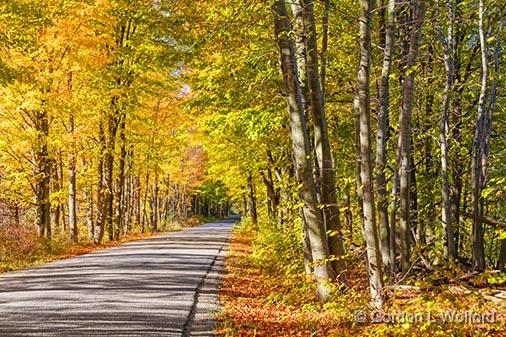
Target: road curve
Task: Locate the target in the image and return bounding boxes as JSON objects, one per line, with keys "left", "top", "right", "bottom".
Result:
{"left": 0, "top": 220, "right": 234, "bottom": 337}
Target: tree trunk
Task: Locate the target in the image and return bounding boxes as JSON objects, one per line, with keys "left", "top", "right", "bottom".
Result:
{"left": 319, "top": 0, "right": 330, "bottom": 97}
{"left": 94, "top": 119, "right": 107, "bottom": 243}
{"left": 471, "top": 0, "right": 488, "bottom": 271}
{"left": 439, "top": 0, "right": 456, "bottom": 260}
{"left": 247, "top": 173, "right": 258, "bottom": 224}
{"left": 151, "top": 172, "right": 159, "bottom": 231}
{"left": 342, "top": 186, "right": 353, "bottom": 240}
{"left": 375, "top": 0, "right": 396, "bottom": 269}
{"left": 114, "top": 113, "right": 126, "bottom": 239}
{"left": 389, "top": 160, "right": 399, "bottom": 273}
{"left": 289, "top": 0, "right": 309, "bottom": 113}
{"left": 68, "top": 111, "right": 78, "bottom": 243}
{"left": 397, "top": 0, "right": 425, "bottom": 273}
{"left": 86, "top": 183, "right": 94, "bottom": 239}
{"left": 271, "top": 0, "right": 333, "bottom": 301}
{"left": 141, "top": 172, "right": 150, "bottom": 233}
{"left": 34, "top": 109, "right": 52, "bottom": 238}
{"left": 357, "top": 0, "right": 384, "bottom": 308}
{"left": 50, "top": 162, "right": 61, "bottom": 234}
{"left": 298, "top": 0, "right": 346, "bottom": 282}
{"left": 262, "top": 170, "right": 278, "bottom": 220}
{"left": 135, "top": 174, "right": 141, "bottom": 228}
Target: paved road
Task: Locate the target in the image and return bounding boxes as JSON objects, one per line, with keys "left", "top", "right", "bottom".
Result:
{"left": 0, "top": 220, "right": 234, "bottom": 337}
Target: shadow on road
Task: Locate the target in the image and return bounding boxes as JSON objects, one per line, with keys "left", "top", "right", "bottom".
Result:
{"left": 0, "top": 221, "right": 235, "bottom": 337}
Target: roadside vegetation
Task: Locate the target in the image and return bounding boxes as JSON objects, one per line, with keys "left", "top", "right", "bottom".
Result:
{"left": 0, "top": 217, "right": 201, "bottom": 273}
{"left": 217, "top": 219, "right": 505, "bottom": 336}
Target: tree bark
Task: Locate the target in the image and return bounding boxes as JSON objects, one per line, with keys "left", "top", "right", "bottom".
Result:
{"left": 439, "top": 0, "right": 456, "bottom": 260}
{"left": 375, "top": 0, "right": 395, "bottom": 269}
{"left": 357, "top": 0, "right": 384, "bottom": 308}
{"left": 68, "top": 111, "right": 78, "bottom": 243}
{"left": 271, "top": 0, "right": 333, "bottom": 301}
{"left": 319, "top": 0, "right": 330, "bottom": 97}
{"left": 94, "top": 119, "right": 107, "bottom": 243}
{"left": 50, "top": 161, "right": 61, "bottom": 234}
{"left": 397, "top": 0, "right": 425, "bottom": 273}
{"left": 151, "top": 172, "right": 159, "bottom": 231}
{"left": 34, "top": 108, "right": 52, "bottom": 238}
{"left": 114, "top": 113, "right": 126, "bottom": 239}
{"left": 247, "top": 173, "right": 258, "bottom": 224}
{"left": 471, "top": 0, "right": 488, "bottom": 271}
{"left": 299, "top": 0, "right": 346, "bottom": 282}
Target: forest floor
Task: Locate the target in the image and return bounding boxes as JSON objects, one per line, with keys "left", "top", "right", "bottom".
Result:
{"left": 216, "top": 226, "right": 506, "bottom": 337}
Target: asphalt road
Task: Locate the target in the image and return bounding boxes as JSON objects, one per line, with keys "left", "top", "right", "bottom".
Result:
{"left": 0, "top": 220, "right": 234, "bottom": 337}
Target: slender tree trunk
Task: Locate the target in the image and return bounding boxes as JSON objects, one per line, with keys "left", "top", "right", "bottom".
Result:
{"left": 375, "top": 0, "right": 396, "bottom": 269}
{"left": 410, "top": 155, "right": 420, "bottom": 242}
{"left": 242, "top": 194, "right": 248, "bottom": 217}
{"left": 13, "top": 203, "right": 20, "bottom": 227}
{"left": 86, "top": 183, "right": 94, "bottom": 239}
{"left": 50, "top": 162, "right": 61, "bottom": 234}
{"left": 114, "top": 114, "right": 126, "bottom": 239}
{"left": 439, "top": 0, "right": 456, "bottom": 259}
{"left": 68, "top": 112, "right": 78, "bottom": 243}
{"left": 298, "top": 0, "right": 346, "bottom": 282}
{"left": 247, "top": 173, "right": 258, "bottom": 224}
{"left": 357, "top": 0, "right": 384, "bottom": 308}
{"left": 271, "top": 0, "right": 333, "bottom": 301}
{"left": 450, "top": 19, "right": 471, "bottom": 258}
{"left": 398, "top": 0, "right": 425, "bottom": 273}
{"left": 262, "top": 170, "right": 278, "bottom": 220}
{"left": 319, "top": 0, "right": 330, "bottom": 97}
{"left": 301, "top": 211, "right": 314, "bottom": 275}
{"left": 94, "top": 120, "right": 107, "bottom": 243}
{"left": 389, "top": 163, "right": 399, "bottom": 273}
{"left": 34, "top": 109, "right": 52, "bottom": 238}
{"left": 342, "top": 186, "right": 353, "bottom": 239}
{"left": 141, "top": 172, "right": 149, "bottom": 233}
{"left": 289, "top": 0, "right": 309, "bottom": 113}
{"left": 471, "top": 0, "right": 488, "bottom": 271}
{"left": 354, "top": 97, "right": 365, "bottom": 234}
{"left": 151, "top": 172, "right": 159, "bottom": 231}
{"left": 124, "top": 159, "right": 134, "bottom": 234}
{"left": 58, "top": 152, "right": 67, "bottom": 232}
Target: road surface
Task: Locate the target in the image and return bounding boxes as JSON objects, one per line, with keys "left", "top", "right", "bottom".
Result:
{"left": 0, "top": 220, "right": 234, "bottom": 336}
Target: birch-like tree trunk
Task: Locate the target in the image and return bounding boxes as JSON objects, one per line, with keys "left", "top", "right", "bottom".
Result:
{"left": 271, "top": 0, "right": 333, "bottom": 301}
{"left": 375, "top": 0, "right": 395, "bottom": 269}
{"left": 319, "top": 0, "right": 330, "bottom": 97}
{"left": 104, "top": 110, "right": 118, "bottom": 241}
{"left": 68, "top": 111, "right": 78, "bottom": 243}
{"left": 50, "top": 161, "right": 61, "bottom": 233}
{"left": 297, "top": 0, "right": 346, "bottom": 282}
{"left": 357, "top": 0, "right": 383, "bottom": 308}
{"left": 94, "top": 120, "right": 106, "bottom": 243}
{"left": 471, "top": 2, "right": 503, "bottom": 271}
{"left": 114, "top": 113, "right": 126, "bottom": 239}
{"left": 398, "top": 0, "right": 425, "bottom": 273}
{"left": 439, "top": 0, "right": 456, "bottom": 259}
{"left": 471, "top": 0, "right": 488, "bottom": 271}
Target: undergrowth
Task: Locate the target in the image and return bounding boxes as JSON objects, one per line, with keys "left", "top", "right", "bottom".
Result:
{"left": 0, "top": 217, "right": 200, "bottom": 273}
{"left": 217, "top": 218, "right": 505, "bottom": 336}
